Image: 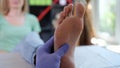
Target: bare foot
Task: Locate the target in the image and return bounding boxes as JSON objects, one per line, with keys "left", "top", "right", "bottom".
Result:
{"left": 54, "top": 3, "right": 85, "bottom": 68}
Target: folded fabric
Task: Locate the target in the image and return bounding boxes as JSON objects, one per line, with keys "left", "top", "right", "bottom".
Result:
{"left": 13, "top": 32, "right": 44, "bottom": 65}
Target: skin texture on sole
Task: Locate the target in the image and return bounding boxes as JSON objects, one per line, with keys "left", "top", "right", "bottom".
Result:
{"left": 54, "top": 3, "right": 85, "bottom": 68}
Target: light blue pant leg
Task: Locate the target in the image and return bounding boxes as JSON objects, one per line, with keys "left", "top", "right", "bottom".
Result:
{"left": 13, "top": 32, "right": 44, "bottom": 65}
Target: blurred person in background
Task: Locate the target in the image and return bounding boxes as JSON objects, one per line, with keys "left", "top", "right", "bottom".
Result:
{"left": 0, "top": 0, "right": 86, "bottom": 68}
{"left": 0, "top": 0, "right": 41, "bottom": 52}
{"left": 0, "top": 0, "right": 45, "bottom": 65}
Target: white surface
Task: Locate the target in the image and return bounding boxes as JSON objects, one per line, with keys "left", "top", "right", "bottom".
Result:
{"left": 106, "top": 45, "right": 120, "bottom": 53}
{"left": 0, "top": 46, "right": 120, "bottom": 68}
{"left": 75, "top": 46, "right": 120, "bottom": 68}
{"left": 116, "top": 0, "right": 120, "bottom": 44}
{"left": 0, "top": 53, "right": 34, "bottom": 68}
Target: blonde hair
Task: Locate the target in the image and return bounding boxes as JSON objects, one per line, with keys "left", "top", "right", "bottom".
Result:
{"left": 78, "top": 0, "right": 96, "bottom": 45}
{"left": 0, "top": 0, "right": 29, "bottom": 15}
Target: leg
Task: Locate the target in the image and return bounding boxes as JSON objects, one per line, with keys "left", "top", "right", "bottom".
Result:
{"left": 54, "top": 3, "right": 85, "bottom": 68}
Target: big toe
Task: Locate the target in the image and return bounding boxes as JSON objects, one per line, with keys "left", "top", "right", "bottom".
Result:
{"left": 75, "top": 3, "right": 85, "bottom": 18}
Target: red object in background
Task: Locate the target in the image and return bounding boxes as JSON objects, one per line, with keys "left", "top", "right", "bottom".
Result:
{"left": 38, "top": 0, "right": 72, "bottom": 21}
{"left": 67, "top": 0, "right": 72, "bottom": 3}
{"left": 38, "top": 6, "right": 51, "bottom": 21}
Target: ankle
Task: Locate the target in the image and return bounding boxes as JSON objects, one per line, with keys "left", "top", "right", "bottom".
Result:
{"left": 61, "top": 56, "right": 75, "bottom": 68}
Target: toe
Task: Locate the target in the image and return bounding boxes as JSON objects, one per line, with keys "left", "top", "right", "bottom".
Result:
{"left": 64, "top": 6, "right": 69, "bottom": 17}
{"left": 68, "top": 4, "right": 74, "bottom": 16}
{"left": 58, "top": 12, "right": 66, "bottom": 24}
{"left": 64, "top": 4, "right": 73, "bottom": 17}
{"left": 75, "top": 3, "right": 85, "bottom": 18}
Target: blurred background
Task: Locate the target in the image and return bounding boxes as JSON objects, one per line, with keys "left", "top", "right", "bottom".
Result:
{"left": 28, "top": 0, "right": 120, "bottom": 53}
{"left": 29, "top": 0, "right": 73, "bottom": 42}
{"left": 0, "top": 0, "right": 120, "bottom": 68}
